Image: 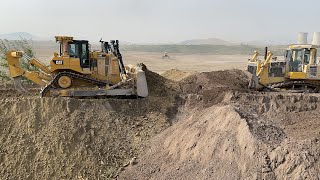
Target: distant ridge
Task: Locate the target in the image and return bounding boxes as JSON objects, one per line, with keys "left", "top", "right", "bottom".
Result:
{"left": 0, "top": 32, "right": 35, "bottom": 40}
{"left": 180, "top": 38, "right": 233, "bottom": 45}
{"left": 243, "top": 40, "right": 295, "bottom": 46}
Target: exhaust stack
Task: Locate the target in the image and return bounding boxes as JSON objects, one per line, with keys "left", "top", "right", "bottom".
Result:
{"left": 264, "top": 47, "right": 268, "bottom": 60}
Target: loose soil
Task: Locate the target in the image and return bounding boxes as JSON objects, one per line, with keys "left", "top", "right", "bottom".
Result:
{"left": 1, "top": 68, "right": 320, "bottom": 179}
{"left": 119, "top": 70, "right": 320, "bottom": 179}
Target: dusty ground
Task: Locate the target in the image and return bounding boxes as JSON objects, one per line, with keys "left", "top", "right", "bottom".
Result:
{"left": 34, "top": 47, "right": 249, "bottom": 74}
{"left": 0, "top": 49, "right": 319, "bottom": 179}
{"left": 122, "top": 52, "right": 249, "bottom": 73}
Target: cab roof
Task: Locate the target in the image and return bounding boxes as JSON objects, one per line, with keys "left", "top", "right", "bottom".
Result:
{"left": 289, "top": 44, "right": 320, "bottom": 50}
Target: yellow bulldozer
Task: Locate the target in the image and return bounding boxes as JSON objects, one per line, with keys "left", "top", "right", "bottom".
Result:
{"left": 6, "top": 36, "right": 148, "bottom": 97}
{"left": 247, "top": 43, "right": 320, "bottom": 92}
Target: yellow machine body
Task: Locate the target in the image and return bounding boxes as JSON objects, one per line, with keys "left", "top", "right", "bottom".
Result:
{"left": 248, "top": 44, "right": 320, "bottom": 91}
{"left": 48, "top": 52, "right": 121, "bottom": 84}
{"left": 48, "top": 36, "right": 122, "bottom": 85}
{"left": 5, "top": 36, "right": 149, "bottom": 97}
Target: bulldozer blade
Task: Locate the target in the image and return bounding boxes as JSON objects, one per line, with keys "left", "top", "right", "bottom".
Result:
{"left": 13, "top": 76, "right": 28, "bottom": 93}
{"left": 136, "top": 68, "right": 149, "bottom": 97}
{"left": 248, "top": 73, "right": 263, "bottom": 90}
{"left": 248, "top": 73, "right": 258, "bottom": 89}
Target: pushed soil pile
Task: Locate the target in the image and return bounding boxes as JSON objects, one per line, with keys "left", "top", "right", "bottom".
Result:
{"left": 179, "top": 69, "right": 248, "bottom": 108}
{"left": 161, "top": 69, "right": 193, "bottom": 81}
{"left": 120, "top": 70, "right": 320, "bottom": 179}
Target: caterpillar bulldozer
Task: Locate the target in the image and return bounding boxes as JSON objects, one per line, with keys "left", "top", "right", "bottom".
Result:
{"left": 247, "top": 43, "right": 320, "bottom": 92}
{"left": 6, "top": 36, "right": 148, "bottom": 97}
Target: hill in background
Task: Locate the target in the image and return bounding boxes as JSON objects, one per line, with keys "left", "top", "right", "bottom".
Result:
{"left": 180, "top": 38, "right": 233, "bottom": 45}
{"left": 0, "top": 32, "right": 288, "bottom": 56}
{"left": 0, "top": 32, "right": 37, "bottom": 40}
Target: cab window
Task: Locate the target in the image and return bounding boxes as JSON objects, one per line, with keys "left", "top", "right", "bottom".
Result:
{"left": 81, "top": 43, "right": 89, "bottom": 68}
{"left": 67, "top": 41, "right": 90, "bottom": 68}
{"left": 68, "top": 43, "right": 79, "bottom": 58}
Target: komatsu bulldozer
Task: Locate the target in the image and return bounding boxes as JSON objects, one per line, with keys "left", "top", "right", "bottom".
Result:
{"left": 247, "top": 43, "right": 320, "bottom": 92}
{"left": 6, "top": 36, "right": 148, "bottom": 97}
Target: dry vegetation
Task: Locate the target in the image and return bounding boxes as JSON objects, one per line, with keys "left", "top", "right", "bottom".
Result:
{"left": 0, "top": 39, "right": 37, "bottom": 82}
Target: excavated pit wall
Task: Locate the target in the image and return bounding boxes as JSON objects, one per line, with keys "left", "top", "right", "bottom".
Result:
{"left": 0, "top": 69, "right": 181, "bottom": 179}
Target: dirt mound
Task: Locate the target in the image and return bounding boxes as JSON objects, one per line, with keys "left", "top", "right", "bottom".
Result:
{"left": 161, "top": 69, "right": 193, "bottom": 81}
{"left": 179, "top": 69, "right": 249, "bottom": 108}
{"left": 144, "top": 68, "right": 179, "bottom": 97}
{"left": 120, "top": 70, "right": 320, "bottom": 179}
{"left": 180, "top": 69, "right": 248, "bottom": 94}
{"left": 120, "top": 99, "right": 320, "bottom": 179}
{"left": 119, "top": 105, "right": 264, "bottom": 179}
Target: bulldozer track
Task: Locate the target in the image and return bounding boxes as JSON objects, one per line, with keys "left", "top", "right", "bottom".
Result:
{"left": 267, "top": 80, "right": 320, "bottom": 92}
{"left": 40, "top": 72, "right": 108, "bottom": 97}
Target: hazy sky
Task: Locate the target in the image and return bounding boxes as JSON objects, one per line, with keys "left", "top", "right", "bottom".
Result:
{"left": 0, "top": 0, "right": 319, "bottom": 43}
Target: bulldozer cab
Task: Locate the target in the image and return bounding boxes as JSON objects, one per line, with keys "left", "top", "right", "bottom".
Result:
{"left": 285, "top": 45, "right": 318, "bottom": 73}
{"left": 285, "top": 49, "right": 309, "bottom": 72}
{"left": 55, "top": 36, "right": 90, "bottom": 69}
{"left": 67, "top": 40, "right": 90, "bottom": 68}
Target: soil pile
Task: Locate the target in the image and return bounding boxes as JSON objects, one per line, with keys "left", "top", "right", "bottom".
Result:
{"left": 120, "top": 70, "right": 320, "bottom": 179}
{"left": 161, "top": 69, "right": 193, "bottom": 81}
{"left": 178, "top": 69, "right": 249, "bottom": 110}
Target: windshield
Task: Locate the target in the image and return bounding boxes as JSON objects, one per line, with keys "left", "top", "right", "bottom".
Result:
{"left": 68, "top": 43, "right": 79, "bottom": 57}
{"left": 288, "top": 49, "right": 310, "bottom": 72}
